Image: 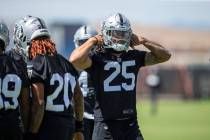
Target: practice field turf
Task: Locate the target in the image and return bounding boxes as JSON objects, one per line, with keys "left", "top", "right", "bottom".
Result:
{"left": 137, "top": 99, "right": 210, "bottom": 140}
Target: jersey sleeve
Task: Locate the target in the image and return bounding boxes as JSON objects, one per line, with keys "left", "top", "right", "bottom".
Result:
{"left": 84, "top": 54, "right": 99, "bottom": 75}
{"left": 133, "top": 50, "right": 147, "bottom": 68}
{"left": 30, "top": 55, "right": 48, "bottom": 83}
{"left": 8, "top": 55, "right": 30, "bottom": 88}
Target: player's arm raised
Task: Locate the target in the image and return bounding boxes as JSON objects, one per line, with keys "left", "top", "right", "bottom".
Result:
{"left": 29, "top": 83, "right": 45, "bottom": 134}
{"left": 130, "top": 34, "right": 171, "bottom": 65}
{"left": 70, "top": 35, "right": 102, "bottom": 70}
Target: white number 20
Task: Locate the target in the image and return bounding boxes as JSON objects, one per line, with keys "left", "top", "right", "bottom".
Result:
{"left": 104, "top": 61, "right": 136, "bottom": 92}
{"left": 46, "top": 73, "right": 76, "bottom": 112}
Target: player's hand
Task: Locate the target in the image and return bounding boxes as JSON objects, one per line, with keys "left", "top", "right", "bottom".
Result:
{"left": 130, "top": 34, "right": 146, "bottom": 48}
{"left": 93, "top": 34, "right": 103, "bottom": 46}
{"left": 73, "top": 132, "right": 84, "bottom": 140}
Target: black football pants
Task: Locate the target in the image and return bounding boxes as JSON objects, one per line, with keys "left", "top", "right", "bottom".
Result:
{"left": 92, "top": 118, "right": 144, "bottom": 140}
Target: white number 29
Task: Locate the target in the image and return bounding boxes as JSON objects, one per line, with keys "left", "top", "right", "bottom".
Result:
{"left": 104, "top": 61, "right": 136, "bottom": 92}
{"left": 0, "top": 74, "right": 22, "bottom": 110}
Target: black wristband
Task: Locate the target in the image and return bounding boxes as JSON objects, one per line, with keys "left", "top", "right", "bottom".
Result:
{"left": 75, "top": 120, "right": 84, "bottom": 132}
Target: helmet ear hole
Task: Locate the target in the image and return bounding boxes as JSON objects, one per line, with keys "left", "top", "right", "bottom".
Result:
{"left": 106, "top": 30, "right": 111, "bottom": 36}
{"left": 22, "top": 36, "right": 26, "bottom": 42}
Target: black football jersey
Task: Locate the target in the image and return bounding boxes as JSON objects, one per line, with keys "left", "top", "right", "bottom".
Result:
{"left": 86, "top": 50, "right": 146, "bottom": 121}
{"left": 0, "top": 54, "right": 29, "bottom": 127}
{"left": 78, "top": 71, "right": 95, "bottom": 118}
{"left": 5, "top": 49, "right": 27, "bottom": 73}
{"left": 30, "top": 54, "right": 79, "bottom": 119}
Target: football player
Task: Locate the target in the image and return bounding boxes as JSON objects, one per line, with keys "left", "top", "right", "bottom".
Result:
{"left": 73, "top": 25, "right": 97, "bottom": 140}
{"left": 0, "top": 20, "right": 30, "bottom": 140}
{"left": 13, "top": 16, "right": 84, "bottom": 140}
{"left": 6, "top": 16, "right": 36, "bottom": 140}
{"left": 70, "top": 13, "right": 171, "bottom": 140}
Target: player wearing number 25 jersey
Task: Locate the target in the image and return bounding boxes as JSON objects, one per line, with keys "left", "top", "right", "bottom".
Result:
{"left": 13, "top": 16, "right": 84, "bottom": 140}
{"left": 70, "top": 13, "right": 171, "bottom": 140}
{"left": 0, "top": 20, "right": 30, "bottom": 140}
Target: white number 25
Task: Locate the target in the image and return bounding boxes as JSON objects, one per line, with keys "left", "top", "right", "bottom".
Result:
{"left": 104, "top": 61, "right": 136, "bottom": 92}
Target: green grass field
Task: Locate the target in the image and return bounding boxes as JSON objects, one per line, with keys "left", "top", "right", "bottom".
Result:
{"left": 137, "top": 99, "right": 210, "bottom": 140}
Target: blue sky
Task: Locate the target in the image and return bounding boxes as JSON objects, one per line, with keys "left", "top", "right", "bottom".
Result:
{"left": 1, "top": 0, "right": 210, "bottom": 29}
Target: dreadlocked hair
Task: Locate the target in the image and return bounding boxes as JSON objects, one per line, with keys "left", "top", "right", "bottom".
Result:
{"left": 29, "top": 38, "right": 57, "bottom": 60}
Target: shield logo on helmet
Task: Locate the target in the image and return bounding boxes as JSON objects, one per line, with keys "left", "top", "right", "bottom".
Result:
{"left": 15, "top": 25, "right": 24, "bottom": 41}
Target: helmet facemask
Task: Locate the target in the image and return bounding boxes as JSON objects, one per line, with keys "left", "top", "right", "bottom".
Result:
{"left": 103, "top": 29, "right": 131, "bottom": 52}
{"left": 75, "top": 38, "right": 89, "bottom": 48}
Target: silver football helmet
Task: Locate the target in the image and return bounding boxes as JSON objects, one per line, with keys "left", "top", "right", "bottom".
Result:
{"left": 0, "top": 20, "right": 10, "bottom": 50}
{"left": 13, "top": 15, "right": 50, "bottom": 61}
{"left": 74, "top": 25, "right": 98, "bottom": 48}
{"left": 101, "top": 13, "right": 132, "bottom": 52}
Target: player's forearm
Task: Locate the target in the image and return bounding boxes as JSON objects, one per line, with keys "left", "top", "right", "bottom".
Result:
{"left": 70, "top": 37, "right": 97, "bottom": 69}
{"left": 19, "top": 87, "right": 30, "bottom": 132}
{"left": 29, "top": 100, "right": 45, "bottom": 133}
{"left": 73, "top": 85, "right": 84, "bottom": 121}
{"left": 143, "top": 37, "right": 171, "bottom": 62}
{"left": 21, "top": 107, "right": 29, "bottom": 132}
{"left": 74, "top": 96, "right": 84, "bottom": 121}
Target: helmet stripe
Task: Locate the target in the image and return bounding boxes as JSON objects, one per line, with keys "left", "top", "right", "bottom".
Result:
{"left": 84, "top": 26, "right": 87, "bottom": 34}
{"left": 37, "top": 18, "right": 44, "bottom": 28}
{"left": 118, "top": 13, "right": 124, "bottom": 26}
